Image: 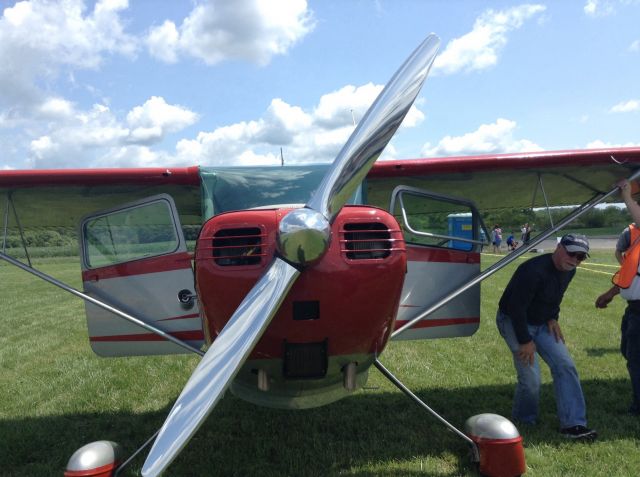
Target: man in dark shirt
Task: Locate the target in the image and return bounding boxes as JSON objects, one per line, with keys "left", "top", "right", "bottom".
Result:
{"left": 496, "top": 233, "right": 597, "bottom": 440}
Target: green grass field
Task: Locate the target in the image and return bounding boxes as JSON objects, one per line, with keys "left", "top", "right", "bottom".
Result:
{"left": 1, "top": 250, "right": 639, "bottom": 476}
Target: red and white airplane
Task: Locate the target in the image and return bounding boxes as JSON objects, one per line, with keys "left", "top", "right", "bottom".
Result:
{"left": 2, "top": 33, "right": 640, "bottom": 477}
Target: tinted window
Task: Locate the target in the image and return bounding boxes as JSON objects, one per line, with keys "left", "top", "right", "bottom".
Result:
{"left": 395, "top": 193, "right": 477, "bottom": 251}
{"left": 84, "top": 200, "right": 179, "bottom": 268}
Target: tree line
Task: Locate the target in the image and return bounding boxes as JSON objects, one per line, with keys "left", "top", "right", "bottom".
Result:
{"left": 1, "top": 207, "right": 631, "bottom": 251}
{"left": 483, "top": 205, "right": 631, "bottom": 235}
{"left": 2, "top": 225, "right": 201, "bottom": 249}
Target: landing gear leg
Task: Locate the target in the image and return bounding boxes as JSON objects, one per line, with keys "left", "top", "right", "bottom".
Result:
{"left": 374, "top": 359, "right": 479, "bottom": 462}
{"left": 374, "top": 359, "right": 526, "bottom": 477}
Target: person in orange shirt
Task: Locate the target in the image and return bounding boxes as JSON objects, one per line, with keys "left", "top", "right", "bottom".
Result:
{"left": 595, "top": 179, "right": 640, "bottom": 416}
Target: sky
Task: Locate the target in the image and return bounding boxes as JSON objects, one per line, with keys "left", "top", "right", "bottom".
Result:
{"left": 0, "top": 0, "right": 639, "bottom": 171}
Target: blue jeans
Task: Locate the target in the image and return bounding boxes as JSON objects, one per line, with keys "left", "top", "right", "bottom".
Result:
{"left": 496, "top": 310, "right": 587, "bottom": 428}
{"left": 621, "top": 304, "right": 640, "bottom": 412}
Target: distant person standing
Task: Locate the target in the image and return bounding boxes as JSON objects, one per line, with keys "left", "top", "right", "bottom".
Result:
{"left": 524, "top": 224, "right": 533, "bottom": 245}
{"left": 521, "top": 223, "right": 528, "bottom": 243}
{"left": 492, "top": 225, "right": 503, "bottom": 253}
{"left": 497, "top": 233, "right": 597, "bottom": 439}
{"left": 595, "top": 179, "right": 640, "bottom": 417}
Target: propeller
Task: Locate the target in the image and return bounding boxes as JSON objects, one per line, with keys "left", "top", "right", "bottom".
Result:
{"left": 141, "top": 33, "right": 440, "bottom": 477}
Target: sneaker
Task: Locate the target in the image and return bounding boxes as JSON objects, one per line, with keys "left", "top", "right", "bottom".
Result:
{"left": 559, "top": 425, "right": 597, "bottom": 440}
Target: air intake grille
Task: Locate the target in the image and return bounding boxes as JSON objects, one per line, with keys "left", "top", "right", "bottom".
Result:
{"left": 212, "top": 227, "right": 263, "bottom": 266}
{"left": 343, "top": 222, "right": 392, "bottom": 260}
{"left": 284, "top": 340, "right": 328, "bottom": 378}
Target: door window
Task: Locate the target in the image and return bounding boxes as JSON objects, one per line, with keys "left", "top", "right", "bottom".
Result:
{"left": 390, "top": 186, "right": 487, "bottom": 252}
{"left": 83, "top": 199, "right": 180, "bottom": 268}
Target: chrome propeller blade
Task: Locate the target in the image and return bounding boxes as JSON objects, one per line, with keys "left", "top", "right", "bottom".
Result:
{"left": 141, "top": 258, "right": 300, "bottom": 477}
{"left": 141, "top": 33, "right": 441, "bottom": 476}
{"left": 277, "top": 34, "right": 439, "bottom": 267}
{"left": 305, "top": 34, "right": 440, "bottom": 224}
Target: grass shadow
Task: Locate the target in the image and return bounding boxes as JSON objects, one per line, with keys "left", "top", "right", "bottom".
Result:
{"left": 585, "top": 347, "right": 620, "bottom": 357}
{"left": 2, "top": 378, "right": 639, "bottom": 476}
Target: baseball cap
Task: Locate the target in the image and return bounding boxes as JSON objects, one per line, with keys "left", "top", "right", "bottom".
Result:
{"left": 560, "top": 233, "right": 590, "bottom": 255}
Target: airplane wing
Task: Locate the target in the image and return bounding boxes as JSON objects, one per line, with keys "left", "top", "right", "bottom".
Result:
{"left": 366, "top": 147, "right": 640, "bottom": 212}
{"left": 0, "top": 167, "right": 203, "bottom": 228}
{"left": 3, "top": 148, "right": 640, "bottom": 231}
{"left": 0, "top": 165, "right": 342, "bottom": 233}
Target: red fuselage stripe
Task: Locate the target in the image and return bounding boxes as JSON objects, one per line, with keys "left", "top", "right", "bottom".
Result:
{"left": 82, "top": 251, "right": 193, "bottom": 281}
{"left": 394, "top": 317, "right": 479, "bottom": 329}
{"left": 90, "top": 330, "right": 204, "bottom": 342}
{"left": 157, "top": 313, "right": 200, "bottom": 322}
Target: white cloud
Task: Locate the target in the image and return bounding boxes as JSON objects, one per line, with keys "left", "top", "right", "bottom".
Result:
{"left": 313, "top": 83, "right": 423, "bottom": 129}
{"left": 433, "top": 4, "right": 546, "bottom": 75}
{"left": 421, "top": 118, "right": 542, "bottom": 157}
{"left": 146, "top": 0, "right": 314, "bottom": 66}
{"left": 379, "top": 143, "right": 398, "bottom": 161}
{"left": 30, "top": 135, "right": 58, "bottom": 160}
{"left": 258, "top": 98, "right": 313, "bottom": 145}
{"left": 584, "top": 0, "right": 599, "bottom": 15}
{"left": 584, "top": 0, "right": 640, "bottom": 16}
{"left": 171, "top": 81, "right": 426, "bottom": 167}
{"left": 38, "top": 98, "right": 74, "bottom": 119}
{"left": 0, "top": 0, "right": 137, "bottom": 110}
{"left": 146, "top": 20, "right": 179, "bottom": 63}
{"left": 22, "top": 87, "right": 342, "bottom": 168}
{"left": 126, "top": 96, "right": 199, "bottom": 143}
{"left": 630, "top": 40, "right": 640, "bottom": 51}
{"left": 314, "top": 83, "right": 382, "bottom": 128}
{"left": 609, "top": 99, "right": 640, "bottom": 113}
{"left": 26, "top": 97, "right": 198, "bottom": 168}
{"left": 174, "top": 123, "right": 279, "bottom": 167}
{"left": 586, "top": 139, "right": 640, "bottom": 148}
{"left": 92, "top": 145, "right": 168, "bottom": 168}
{"left": 584, "top": 0, "right": 615, "bottom": 16}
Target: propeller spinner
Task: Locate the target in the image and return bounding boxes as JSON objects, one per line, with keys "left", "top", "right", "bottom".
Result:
{"left": 141, "top": 33, "right": 440, "bottom": 477}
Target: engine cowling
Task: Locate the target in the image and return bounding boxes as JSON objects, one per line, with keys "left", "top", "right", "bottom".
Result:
{"left": 194, "top": 205, "right": 407, "bottom": 408}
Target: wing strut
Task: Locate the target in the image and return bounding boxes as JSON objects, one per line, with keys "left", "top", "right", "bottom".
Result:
{"left": 392, "top": 170, "right": 640, "bottom": 339}
{"left": 536, "top": 172, "right": 554, "bottom": 228}
{"left": 2, "top": 191, "right": 32, "bottom": 266}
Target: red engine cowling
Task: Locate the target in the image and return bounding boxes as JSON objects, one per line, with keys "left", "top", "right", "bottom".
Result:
{"left": 194, "top": 205, "right": 406, "bottom": 408}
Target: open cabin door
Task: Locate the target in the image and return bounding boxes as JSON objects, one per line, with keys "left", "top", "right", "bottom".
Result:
{"left": 390, "top": 186, "right": 484, "bottom": 341}
{"left": 80, "top": 194, "right": 204, "bottom": 356}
